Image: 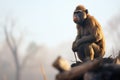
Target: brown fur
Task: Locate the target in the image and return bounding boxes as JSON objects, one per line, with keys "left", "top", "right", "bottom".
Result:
{"left": 72, "top": 5, "right": 105, "bottom": 61}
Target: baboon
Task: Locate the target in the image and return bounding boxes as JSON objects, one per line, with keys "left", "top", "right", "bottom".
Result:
{"left": 72, "top": 5, "right": 105, "bottom": 62}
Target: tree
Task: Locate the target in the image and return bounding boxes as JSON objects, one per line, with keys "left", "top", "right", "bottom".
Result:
{"left": 3, "top": 19, "right": 38, "bottom": 80}
{"left": 4, "top": 20, "right": 21, "bottom": 80}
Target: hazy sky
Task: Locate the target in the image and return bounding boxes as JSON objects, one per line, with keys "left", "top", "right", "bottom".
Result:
{"left": 0, "top": 0, "right": 120, "bottom": 47}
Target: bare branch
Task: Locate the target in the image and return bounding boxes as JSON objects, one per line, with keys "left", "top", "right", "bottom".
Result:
{"left": 4, "top": 25, "right": 14, "bottom": 53}
{"left": 9, "top": 20, "right": 17, "bottom": 49}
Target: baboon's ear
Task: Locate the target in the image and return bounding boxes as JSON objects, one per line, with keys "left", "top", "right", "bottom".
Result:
{"left": 85, "top": 9, "right": 88, "bottom": 14}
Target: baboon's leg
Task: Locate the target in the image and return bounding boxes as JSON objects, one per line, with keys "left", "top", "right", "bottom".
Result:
{"left": 77, "top": 44, "right": 86, "bottom": 61}
{"left": 84, "top": 43, "right": 101, "bottom": 61}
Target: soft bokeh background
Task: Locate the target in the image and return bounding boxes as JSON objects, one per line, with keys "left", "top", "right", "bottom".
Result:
{"left": 0, "top": 0, "right": 120, "bottom": 80}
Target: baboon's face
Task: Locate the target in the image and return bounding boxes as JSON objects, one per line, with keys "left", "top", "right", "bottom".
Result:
{"left": 73, "top": 10, "right": 87, "bottom": 24}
